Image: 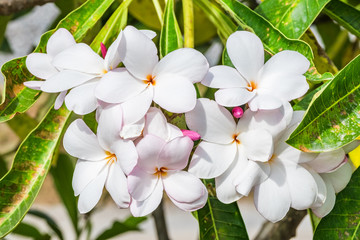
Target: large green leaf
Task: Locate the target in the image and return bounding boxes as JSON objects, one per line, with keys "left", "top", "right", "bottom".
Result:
{"left": 324, "top": 0, "right": 360, "bottom": 39}
{"left": 12, "top": 222, "right": 50, "bottom": 240}
{"left": 255, "top": 0, "right": 330, "bottom": 39}
{"left": 0, "top": 0, "right": 116, "bottom": 123}
{"left": 129, "top": 0, "right": 163, "bottom": 30}
{"left": 159, "top": 0, "right": 183, "bottom": 58}
{"left": 195, "top": 179, "right": 248, "bottom": 240}
{"left": 313, "top": 167, "right": 360, "bottom": 239}
{"left": 0, "top": 106, "right": 71, "bottom": 238}
{"left": 287, "top": 54, "right": 360, "bottom": 152}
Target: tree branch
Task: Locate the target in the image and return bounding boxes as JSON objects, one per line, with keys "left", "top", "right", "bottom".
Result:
{"left": 0, "top": 0, "right": 56, "bottom": 15}
{"left": 254, "top": 209, "right": 307, "bottom": 240}
{"left": 152, "top": 200, "right": 170, "bottom": 240}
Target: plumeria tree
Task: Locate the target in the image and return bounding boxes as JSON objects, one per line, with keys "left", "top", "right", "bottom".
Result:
{"left": 0, "top": 0, "right": 360, "bottom": 239}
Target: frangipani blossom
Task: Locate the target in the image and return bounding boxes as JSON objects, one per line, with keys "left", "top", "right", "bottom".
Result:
{"left": 185, "top": 98, "right": 274, "bottom": 203}
{"left": 96, "top": 25, "right": 209, "bottom": 123}
{"left": 128, "top": 108, "right": 207, "bottom": 217}
{"left": 202, "top": 31, "right": 310, "bottom": 111}
{"left": 63, "top": 105, "right": 138, "bottom": 213}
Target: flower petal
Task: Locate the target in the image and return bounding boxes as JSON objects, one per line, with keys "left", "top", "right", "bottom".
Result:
{"left": 144, "top": 107, "right": 170, "bottom": 140}
{"left": 120, "top": 117, "right": 145, "bottom": 140}
{"left": 105, "top": 162, "right": 130, "bottom": 208}
{"left": 153, "top": 48, "right": 209, "bottom": 83}
{"left": 128, "top": 166, "right": 159, "bottom": 201}
{"left": 24, "top": 81, "right": 43, "bottom": 90}
{"left": 158, "top": 136, "right": 193, "bottom": 170}
{"left": 121, "top": 88, "right": 153, "bottom": 125}
{"left": 185, "top": 98, "right": 236, "bottom": 144}
{"left": 306, "top": 167, "right": 327, "bottom": 208}
{"left": 110, "top": 139, "right": 138, "bottom": 175}
{"left": 136, "top": 134, "right": 166, "bottom": 172}
{"left": 46, "top": 28, "right": 76, "bottom": 57}
{"left": 167, "top": 189, "right": 207, "bottom": 212}
{"left": 275, "top": 141, "right": 317, "bottom": 164}
{"left": 312, "top": 180, "right": 335, "bottom": 218}
{"left": 248, "top": 93, "right": 283, "bottom": 111}
{"left": 307, "top": 149, "right": 345, "bottom": 173}
{"left": 202, "top": 65, "right": 248, "bottom": 88}
{"left": 215, "top": 88, "right": 255, "bottom": 107}
{"left": 226, "top": 31, "right": 264, "bottom": 82}
{"left": 140, "top": 29, "right": 157, "bottom": 39}
{"left": 104, "top": 31, "right": 124, "bottom": 71}
{"left": 63, "top": 119, "right": 106, "bottom": 160}
{"left": 322, "top": 162, "right": 352, "bottom": 193}
{"left": 122, "top": 25, "right": 158, "bottom": 79}
{"left": 26, "top": 53, "right": 58, "bottom": 79}
{"left": 54, "top": 91, "right": 67, "bottom": 110}
{"left": 238, "top": 129, "right": 273, "bottom": 162}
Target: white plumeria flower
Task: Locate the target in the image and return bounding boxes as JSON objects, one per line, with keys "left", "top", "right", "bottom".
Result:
{"left": 128, "top": 108, "right": 208, "bottom": 217}
{"left": 185, "top": 98, "right": 274, "bottom": 204}
{"left": 202, "top": 31, "right": 310, "bottom": 111}
{"left": 95, "top": 26, "right": 209, "bottom": 124}
{"left": 25, "top": 28, "right": 76, "bottom": 109}
{"left": 63, "top": 104, "right": 138, "bottom": 213}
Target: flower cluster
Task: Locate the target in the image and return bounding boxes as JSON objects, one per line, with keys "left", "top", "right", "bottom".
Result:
{"left": 24, "top": 26, "right": 354, "bottom": 221}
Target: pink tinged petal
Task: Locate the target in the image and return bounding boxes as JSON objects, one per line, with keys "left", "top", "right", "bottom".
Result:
{"left": 122, "top": 25, "right": 158, "bottom": 79}
{"left": 104, "top": 32, "right": 125, "bottom": 71}
{"left": 24, "top": 81, "right": 43, "bottom": 90}
{"left": 248, "top": 93, "right": 283, "bottom": 111}
{"left": 234, "top": 161, "right": 270, "bottom": 196}
{"left": 52, "top": 43, "right": 104, "bottom": 74}
{"left": 105, "top": 162, "right": 130, "bottom": 208}
{"left": 136, "top": 134, "right": 166, "bottom": 172}
{"left": 144, "top": 107, "right": 170, "bottom": 140}
{"left": 121, "top": 88, "right": 153, "bottom": 125}
{"left": 128, "top": 166, "right": 159, "bottom": 201}
{"left": 153, "top": 74, "right": 196, "bottom": 113}
{"left": 63, "top": 119, "right": 107, "bottom": 160}
{"left": 26, "top": 53, "right": 58, "bottom": 79}
{"left": 120, "top": 118, "right": 145, "bottom": 140}
{"left": 215, "top": 150, "right": 247, "bottom": 203}
{"left": 167, "top": 124, "right": 183, "bottom": 140}
{"left": 97, "top": 104, "right": 123, "bottom": 150}
{"left": 312, "top": 180, "right": 336, "bottom": 218}
{"left": 226, "top": 31, "right": 264, "bottom": 82}
{"left": 130, "top": 180, "right": 163, "bottom": 217}
{"left": 110, "top": 139, "right": 138, "bottom": 175}
{"left": 95, "top": 68, "right": 146, "bottom": 103}
{"left": 54, "top": 91, "right": 67, "bottom": 110}
{"left": 64, "top": 80, "right": 99, "bottom": 115}
{"left": 77, "top": 167, "right": 108, "bottom": 214}
{"left": 189, "top": 141, "right": 237, "bottom": 179}
{"left": 158, "top": 137, "right": 193, "bottom": 170}
{"left": 254, "top": 162, "right": 291, "bottom": 222}
{"left": 215, "top": 88, "right": 255, "bottom": 108}
{"left": 308, "top": 149, "right": 345, "bottom": 173}
{"left": 46, "top": 28, "right": 76, "bottom": 57}
{"left": 306, "top": 167, "right": 327, "bottom": 208}
{"left": 140, "top": 29, "right": 157, "bottom": 39}
{"left": 72, "top": 159, "right": 107, "bottom": 196}
{"left": 202, "top": 65, "right": 248, "bottom": 88}
{"left": 238, "top": 129, "right": 273, "bottom": 162}
{"left": 41, "top": 70, "right": 96, "bottom": 93}
{"left": 153, "top": 48, "right": 209, "bottom": 84}
{"left": 181, "top": 130, "right": 201, "bottom": 141}
{"left": 322, "top": 162, "right": 352, "bottom": 193}
{"left": 100, "top": 43, "right": 107, "bottom": 58}
{"left": 185, "top": 98, "right": 236, "bottom": 144}
{"left": 232, "top": 107, "right": 243, "bottom": 119}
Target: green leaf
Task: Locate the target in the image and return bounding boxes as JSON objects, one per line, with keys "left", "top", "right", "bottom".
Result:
{"left": 313, "top": 167, "right": 360, "bottom": 239}
{"left": 0, "top": 106, "right": 71, "bottom": 238}
{"left": 255, "top": 0, "right": 331, "bottom": 39}
{"left": 159, "top": 0, "right": 183, "bottom": 58}
{"left": 28, "top": 209, "right": 64, "bottom": 240}
{"left": 12, "top": 222, "right": 50, "bottom": 240}
{"left": 0, "top": 156, "right": 8, "bottom": 179}
{"left": 293, "top": 82, "right": 330, "bottom": 111}
{"left": 195, "top": 179, "right": 249, "bottom": 240}
{"left": 50, "top": 153, "right": 78, "bottom": 236}
{"left": 129, "top": 0, "right": 163, "bottom": 30}
{"left": 95, "top": 216, "right": 146, "bottom": 240}
{"left": 0, "top": 0, "right": 116, "bottom": 123}
{"left": 287, "top": 54, "right": 360, "bottom": 152}
{"left": 7, "top": 113, "right": 38, "bottom": 140}
{"left": 0, "top": 16, "right": 11, "bottom": 48}
{"left": 324, "top": 0, "right": 360, "bottom": 39}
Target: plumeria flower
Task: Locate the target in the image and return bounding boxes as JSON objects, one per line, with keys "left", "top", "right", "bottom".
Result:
{"left": 96, "top": 26, "right": 209, "bottom": 124}
{"left": 63, "top": 104, "right": 138, "bottom": 213}
{"left": 202, "top": 31, "right": 310, "bottom": 111}
{"left": 185, "top": 98, "right": 274, "bottom": 204}
{"left": 128, "top": 108, "right": 208, "bottom": 217}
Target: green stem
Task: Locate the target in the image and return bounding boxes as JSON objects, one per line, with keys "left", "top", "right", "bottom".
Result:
{"left": 183, "top": 0, "right": 194, "bottom": 48}
{"left": 152, "top": 0, "right": 164, "bottom": 26}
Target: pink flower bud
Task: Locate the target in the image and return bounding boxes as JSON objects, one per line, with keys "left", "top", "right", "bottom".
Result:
{"left": 181, "top": 130, "right": 201, "bottom": 141}
{"left": 232, "top": 107, "right": 243, "bottom": 118}
{"left": 100, "top": 43, "right": 107, "bottom": 58}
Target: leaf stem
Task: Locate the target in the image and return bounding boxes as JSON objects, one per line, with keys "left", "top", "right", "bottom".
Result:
{"left": 182, "top": 0, "right": 194, "bottom": 48}
{"left": 152, "top": 0, "right": 164, "bottom": 26}
{"left": 152, "top": 200, "right": 170, "bottom": 240}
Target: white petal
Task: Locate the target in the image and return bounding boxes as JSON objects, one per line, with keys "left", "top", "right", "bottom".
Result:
{"left": 238, "top": 129, "right": 273, "bottom": 162}
{"left": 312, "top": 180, "right": 336, "bottom": 218}
{"left": 130, "top": 181, "right": 163, "bottom": 217}
{"left": 64, "top": 80, "right": 99, "bottom": 115}
{"left": 306, "top": 167, "right": 327, "bottom": 208}
{"left": 41, "top": 70, "right": 96, "bottom": 93}
{"left": 110, "top": 139, "right": 138, "bottom": 175}
{"left": 128, "top": 166, "right": 159, "bottom": 201}
{"left": 168, "top": 189, "right": 207, "bottom": 212}
{"left": 185, "top": 98, "right": 236, "bottom": 144}
{"left": 202, "top": 65, "right": 248, "bottom": 88}
{"left": 153, "top": 74, "right": 196, "bottom": 113}
{"left": 120, "top": 118, "right": 145, "bottom": 140}
{"left": 275, "top": 141, "right": 317, "bottom": 164}
{"left": 54, "top": 91, "right": 67, "bottom": 110}
{"left": 144, "top": 107, "right": 170, "bottom": 140}
{"left": 63, "top": 119, "right": 106, "bottom": 160}
{"left": 226, "top": 31, "right": 264, "bottom": 82}
{"left": 215, "top": 88, "right": 255, "bottom": 107}
{"left": 167, "top": 124, "right": 183, "bottom": 140}
{"left": 153, "top": 48, "right": 209, "bottom": 83}
{"left": 322, "top": 162, "right": 352, "bottom": 193}
{"left": 47, "top": 28, "right": 76, "bottom": 57}
{"left": 158, "top": 137, "right": 193, "bottom": 170}
{"left": 189, "top": 141, "right": 237, "bottom": 178}
{"left": 24, "top": 81, "right": 43, "bottom": 90}
{"left": 308, "top": 149, "right": 346, "bottom": 173}
{"left": 121, "top": 88, "right": 153, "bottom": 125}
{"left": 136, "top": 134, "right": 166, "bottom": 172}
{"left": 52, "top": 43, "right": 104, "bottom": 74}
{"left": 140, "top": 29, "right": 157, "bottom": 39}
{"left": 26, "top": 53, "right": 58, "bottom": 79}
{"left": 248, "top": 93, "right": 283, "bottom": 111}
{"left": 77, "top": 167, "right": 107, "bottom": 214}
{"left": 105, "top": 162, "right": 130, "bottom": 208}
{"left": 104, "top": 32, "right": 124, "bottom": 71}
{"left": 122, "top": 25, "right": 158, "bottom": 79}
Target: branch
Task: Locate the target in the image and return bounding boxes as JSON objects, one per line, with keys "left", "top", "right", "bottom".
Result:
{"left": 254, "top": 209, "right": 307, "bottom": 240}
{"left": 152, "top": 200, "right": 170, "bottom": 240}
{"left": 0, "top": 0, "right": 56, "bottom": 15}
